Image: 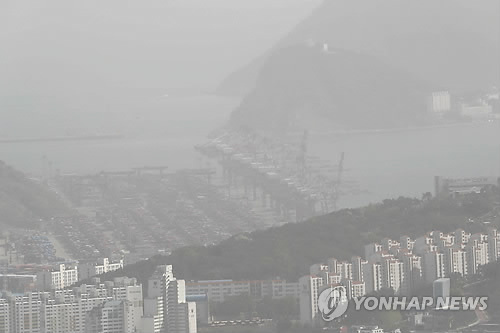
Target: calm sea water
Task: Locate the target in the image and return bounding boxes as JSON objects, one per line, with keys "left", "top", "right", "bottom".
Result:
{"left": 310, "top": 121, "right": 500, "bottom": 208}
{"left": 1, "top": 96, "right": 499, "bottom": 209}
{"left": 0, "top": 95, "right": 238, "bottom": 174}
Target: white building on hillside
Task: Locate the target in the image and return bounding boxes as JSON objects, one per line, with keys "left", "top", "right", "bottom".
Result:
{"left": 78, "top": 258, "right": 124, "bottom": 281}
{"left": 428, "top": 91, "right": 451, "bottom": 114}
{"left": 36, "top": 264, "right": 79, "bottom": 290}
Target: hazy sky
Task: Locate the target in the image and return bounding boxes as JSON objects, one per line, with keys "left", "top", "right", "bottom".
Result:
{"left": 0, "top": 0, "right": 322, "bottom": 113}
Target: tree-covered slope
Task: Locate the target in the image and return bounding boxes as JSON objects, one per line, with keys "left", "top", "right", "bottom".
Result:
{"left": 0, "top": 161, "right": 68, "bottom": 227}
{"left": 218, "top": 0, "right": 499, "bottom": 96}
{"left": 477, "top": 262, "right": 500, "bottom": 318}
{"left": 100, "top": 188, "right": 500, "bottom": 283}
{"left": 230, "top": 45, "right": 434, "bottom": 131}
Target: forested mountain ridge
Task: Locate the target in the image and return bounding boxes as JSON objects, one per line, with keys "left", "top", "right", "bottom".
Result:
{"left": 229, "top": 45, "right": 435, "bottom": 131}
{"left": 218, "top": 0, "right": 499, "bottom": 97}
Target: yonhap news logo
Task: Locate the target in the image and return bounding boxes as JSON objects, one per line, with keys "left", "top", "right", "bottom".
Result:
{"left": 317, "top": 290, "right": 488, "bottom": 322}
{"left": 318, "top": 286, "right": 349, "bottom": 321}
{"left": 348, "top": 296, "right": 488, "bottom": 312}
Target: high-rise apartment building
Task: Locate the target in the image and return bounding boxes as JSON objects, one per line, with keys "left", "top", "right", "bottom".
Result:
{"left": 299, "top": 275, "right": 324, "bottom": 325}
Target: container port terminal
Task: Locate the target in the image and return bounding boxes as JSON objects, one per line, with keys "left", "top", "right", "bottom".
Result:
{"left": 21, "top": 165, "right": 266, "bottom": 264}
{"left": 1, "top": 131, "right": 350, "bottom": 267}
{"left": 195, "top": 130, "right": 346, "bottom": 223}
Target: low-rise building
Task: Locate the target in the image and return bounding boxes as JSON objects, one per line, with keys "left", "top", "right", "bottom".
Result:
{"left": 460, "top": 102, "right": 493, "bottom": 118}
{"left": 351, "top": 325, "right": 385, "bottom": 333}
{"left": 186, "top": 279, "right": 299, "bottom": 303}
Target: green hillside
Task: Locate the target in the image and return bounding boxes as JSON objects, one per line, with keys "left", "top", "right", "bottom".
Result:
{"left": 230, "top": 45, "right": 434, "bottom": 131}
{"left": 0, "top": 161, "right": 68, "bottom": 227}
{"left": 100, "top": 188, "right": 500, "bottom": 283}
{"left": 477, "top": 262, "right": 500, "bottom": 317}
{"left": 218, "top": 0, "right": 499, "bottom": 96}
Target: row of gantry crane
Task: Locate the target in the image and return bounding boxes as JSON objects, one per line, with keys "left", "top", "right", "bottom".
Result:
{"left": 195, "top": 130, "right": 346, "bottom": 221}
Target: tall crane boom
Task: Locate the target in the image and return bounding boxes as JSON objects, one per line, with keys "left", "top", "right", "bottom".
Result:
{"left": 332, "top": 152, "right": 345, "bottom": 211}
{"left": 337, "top": 152, "right": 345, "bottom": 185}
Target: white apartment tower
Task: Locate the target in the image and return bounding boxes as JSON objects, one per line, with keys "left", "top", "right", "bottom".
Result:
{"left": 455, "top": 229, "right": 470, "bottom": 245}
{"left": 466, "top": 242, "right": 489, "bottom": 275}
{"left": 399, "top": 254, "right": 422, "bottom": 296}
{"left": 381, "top": 258, "right": 404, "bottom": 294}
{"left": 363, "top": 263, "right": 382, "bottom": 294}
{"left": 337, "top": 262, "right": 353, "bottom": 281}
{"left": 345, "top": 280, "right": 366, "bottom": 299}
{"left": 351, "top": 256, "right": 367, "bottom": 282}
{"left": 36, "top": 264, "right": 79, "bottom": 291}
{"left": 488, "top": 229, "right": 498, "bottom": 263}
{"left": 424, "top": 251, "right": 445, "bottom": 283}
{"left": 299, "top": 275, "right": 324, "bottom": 325}
{"left": 142, "top": 265, "right": 197, "bottom": 333}
{"left": 9, "top": 293, "right": 42, "bottom": 333}
{"left": 85, "top": 300, "right": 125, "bottom": 333}
{"left": 443, "top": 247, "right": 467, "bottom": 277}
{"left": 167, "top": 280, "right": 197, "bottom": 333}
{"left": 0, "top": 298, "right": 9, "bottom": 333}
{"left": 42, "top": 296, "right": 109, "bottom": 333}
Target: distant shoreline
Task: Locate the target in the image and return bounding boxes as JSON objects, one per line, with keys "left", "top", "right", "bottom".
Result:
{"left": 0, "top": 134, "right": 123, "bottom": 144}
{"left": 314, "top": 119, "right": 500, "bottom": 136}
